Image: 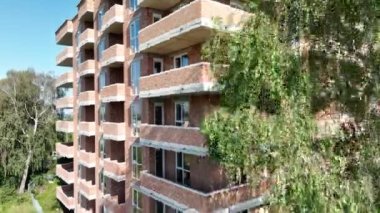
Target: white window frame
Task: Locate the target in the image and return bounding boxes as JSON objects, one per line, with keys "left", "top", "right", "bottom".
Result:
{"left": 153, "top": 58, "right": 164, "bottom": 74}
{"left": 132, "top": 189, "right": 142, "bottom": 212}
{"left": 175, "top": 152, "right": 190, "bottom": 186}
{"left": 130, "top": 17, "right": 140, "bottom": 53}
{"left": 152, "top": 13, "right": 162, "bottom": 23}
{"left": 173, "top": 53, "right": 189, "bottom": 68}
{"left": 174, "top": 101, "right": 189, "bottom": 127}
{"left": 132, "top": 145, "right": 143, "bottom": 179}
{"left": 129, "top": 0, "right": 139, "bottom": 11}
{"left": 154, "top": 102, "right": 164, "bottom": 125}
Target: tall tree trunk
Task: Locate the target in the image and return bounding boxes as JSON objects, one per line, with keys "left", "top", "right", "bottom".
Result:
{"left": 18, "top": 150, "right": 32, "bottom": 194}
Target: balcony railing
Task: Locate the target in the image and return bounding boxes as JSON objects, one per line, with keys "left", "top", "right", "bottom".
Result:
{"left": 55, "top": 71, "right": 73, "bottom": 88}
{"left": 102, "top": 122, "right": 126, "bottom": 141}
{"left": 79, "top": 179, "right": 97, "bottom": 200}
{"left": 139, "top": 62, "right": 216, "bottom": 98}
{"left": 56, "top": 163, "right": 74, "bottom": 184}
{"left": 138, "top": 0, "right": 180, "bottom": 10}
{"left": 139, "top": 0, "right": 249, "bottom": 53}
{"left": 56, "top": 120, "right": 74, "bottom": 133}
{"left": 103, "top": 158, "right": 126, "bottom": 181}
{"left": 100, "top": 84, "right": 126, "bottom": 103}
{"left": 78, "top": 91, "right": 95, "bottom": 106}
{"left": 79, "top": 122, "right": 96, "bottom": 136}
{"left": 140, "top": 171, "right": 260, "bottom": 212}
{"left": 100, "top": 44, "right": 124, "bottom": 67}
{"left": 78, "top": 0, "right": 94, "bottom": 21}
{"left": 79, "top": 150, "right": 96, "bottom": 168}
{"left": 78, "top": 29, "right": 95, "bottom": 49}
{"left": 54, "top": 96, "right": 74, "bottom": 109}
{"left": 56, "top": 20, "right": 73, "bottom": 45}
{"left": 56, "top": 185, "right": 75, "bottom": 210}
{"left": 101, "top": 4, "right": 124, "bottom": 33}
{"left": 56, "top": 47, "right": 74, "bottom": 67}
{"left": 78, "top": 60, "right": 95, "bottom": 76}
{"left": 140, "top": 124, "right": 207, "bottom": 156}
{"left": 56, "top": 142, "right": 74, "bottom": 158}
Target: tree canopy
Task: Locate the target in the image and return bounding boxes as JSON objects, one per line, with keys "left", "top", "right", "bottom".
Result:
{"left": 202, "top": 0, "right": 379, "bottom": 211}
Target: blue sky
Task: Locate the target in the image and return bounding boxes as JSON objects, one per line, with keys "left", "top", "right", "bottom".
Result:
{"left": 0, "top": 0, "right": 77, "bottom": 79}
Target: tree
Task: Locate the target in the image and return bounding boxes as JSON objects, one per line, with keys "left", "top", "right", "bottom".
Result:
{"left": 202, "top": 0, "right": 379, "bottom": 211}
{"left": 0, "top": 70, "right": 57, "bottom": 193}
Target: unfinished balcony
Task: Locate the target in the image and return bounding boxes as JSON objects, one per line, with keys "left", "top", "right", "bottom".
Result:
{"left": 78, "top": 28, "right": 95, "bottom": 49}
{"left": 54, "top": 96, "right": 74, "bottom": 109}
{"left": 78, "top": 60, "right": 96, "bottom": 77}
{"left": 78, "top": 91, "right": 95, "bottom": 106}
{"left": 140, "top": 124, "right": 207, "bottom": 156}
{"left": 79, "top": 150, "right": 96, "bottom": 168}
{"left": 56, "top": 142, "right": 74, "bottom": 158}
{"left": 102, "top": 122, "right": 126, "bottom": 141}
{"left": 101, "top": 101, "right": 125, "bottom": 141}
{"left": 103, "top": 139, "right": 126, "bottom": 181}
{"left": 56, "top": 163, "right": 74, "bottom": 184}
{"left": 56, "top": 20, "right": 73, "bottom": 45}
{"left": 101, "top": 4, "right": 124, "bottom": 34}
{"left": 79, "top": 178, "right": 97, "bottom": 200}
{"left": 100, "top": 83, "right": 126, "bottom": 103}
{"left": 78, "top": 0, "right": 94, "bottom": 21}
{"left": 100, "top": 44, "right": 124, "bottom": 68}
{"left": 56, "top": 47, "right": 74, "bottom": 67}
{"left": 56, "top": 185, "right": 75, "bottom": 210}
{"left": 138, "top": 0, "right": 180, "bottom": 10}
{"left": 139, "top": 0, "right": 249, "bottom": 54}
{"left": 103, "top": 194, "right": 126, "bottom": 213}
{"left": 139, "top": 62, "right": 216, "bottom": 98}
{"left": 55, "top": 71, "right": 73, "bottom": 88}
{"left": 102, "top": 176, "right": 125, "bottom": 213}
{"left": 79, "top": 122, "right": 96, "bottom": 137}
{"left": 56, "top": 120, "right": 74, "bottom": 133}
{"left": 138, "top": 171, "right": 261, "bottom": 212}
{"left": 78, "top": 193, "right": 96, "bottom": 213}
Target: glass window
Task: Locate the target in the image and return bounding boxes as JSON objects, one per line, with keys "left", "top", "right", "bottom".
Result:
{"left": 99, "top": 68, "right": 107, "bottom": 91}
{"left": 153, "top": 13, "right": 162, "bottom": 23}
{"left": 130, "top": 18, "right": 140, "bottom": 53}
{"left": 132, "top": 189, "right": 142, "bottom": 212}
{"left": 153, "top": 58, "right": 163, "bottom": 73}
{"left": 175, "top": 101, "right": 189, "bottom": 126}
{"left": 132, "top": 145, "right": 142, "bottom": 179}
{"left": 129, "top": 0, "right": 138, "bottom": 11}
{"left": 174, "top": 54, "right": 189, "bottom": 68}
{"left": 97, "top": 36, "right": 106, "bottom": 60}
{"left": 99, "top": 135, "right": 106, "bottom": 159}
{"left": 131, "top": 99, "right": 142, "bottom": 137}
{"left": 131, "top": 59, "right": 141, "bottom": 95}
{"left": 100, "top": 103, "right": 106, "bottom": 122}
{"left": 97, "top": 5, "right": 105, "bottom": 31}
{"left": 176, "top": 152, "right": 191, "bottom": 187}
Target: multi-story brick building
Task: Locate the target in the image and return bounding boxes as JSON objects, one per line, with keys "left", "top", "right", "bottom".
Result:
{"left": 54, "top": 0, "right": 267, "bottom": 212}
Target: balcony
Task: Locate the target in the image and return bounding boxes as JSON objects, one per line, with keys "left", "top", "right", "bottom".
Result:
{"left": 78, "top": 91, "right": 95, "bottom": 106}
{"left": 140, "top": 63, "right": 216, "bottom": 98}
{"left": 139, "top": 0, "right": 249, "bottom": 54}
{"left": 56, "top": 143, "right": 74, "bottom": 158}
{"left": 100, "top": 84, "right": 126, "bottom": 103}
{"left": 78, "top": 60, "right": 95, "bottom": 76}
{"left": 79, "top": 122, "right": 96, "bottom": 136}
{"left": 55, "top": 71, "right": 73, "bottom": 88}
{"left": 56, "top": 185, "right": 75, "bottom": 210}
{"left": 100, "top": 44, "right": 124, "bottom": 67}
{"left": 78, "top": 0, "right": 94, "bottom": 21}
{"left": 56, "top": 163, "right": 74, "bottom": 184}
{"left": 140, "top": 124, "right": 207, "bottom": 156}
{"left": 78, "top": 29, "right": 95, "bottom": 49}
{"left": 103, "top": 195, "right": 126, "bottom": 213}
{"left": 102, "top": 122, "right": 126, "bottom": 141}
{"left": 79, "top": 150, "right": 96, "bottom": 168}
{"left": 138, "top": 0, "right": 180, "bottom": 10}
{"left": 54, "top": 96, "right": 74, "bottom": 109}
{"left": 56, "top": 20, "right": 73, "bottom": 45}
{"left": 57, "top": 47, "right": 74, "bottom": 67}
{"left": 139, "top": 171, "right": 259, "bottom": 212}
{"left": 79, "top": 179, "right": 96, "bottom": 200}
{"left": 56, "top": 120, "right": 74, "bottom": 133}
{"left": 101, "top": 4, "right": 124, "bottom": 33}
{"left": 103, "top": 158, "right": 126, "bottom": 181}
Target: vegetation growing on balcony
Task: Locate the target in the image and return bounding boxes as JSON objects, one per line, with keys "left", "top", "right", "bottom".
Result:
{"left": 202, "top": 0, "right": 379, "bottom": 211}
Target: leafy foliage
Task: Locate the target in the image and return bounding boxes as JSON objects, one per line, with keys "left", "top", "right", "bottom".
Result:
{"left": 202, "top": 0, "right": 379, "bottom": 211}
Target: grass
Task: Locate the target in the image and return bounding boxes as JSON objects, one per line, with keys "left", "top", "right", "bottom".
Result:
{"left": 35, "top": 181, "right": 61, "bottom": 213}
{"left": 0, "top": 188, "right": 36, "bottom": 213}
